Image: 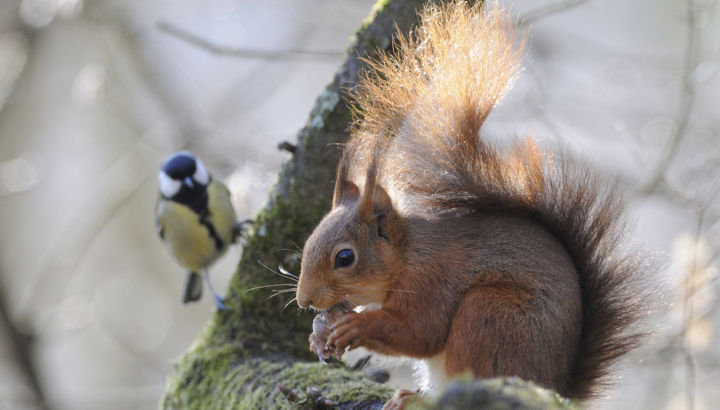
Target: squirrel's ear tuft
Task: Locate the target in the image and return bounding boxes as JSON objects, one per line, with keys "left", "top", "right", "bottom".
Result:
{"left": 372, "top": 185, "right": 392, "bottom": 217}
{"left": 359, "top": 184, "right": 393, "bottom": 223}
{"left": 333, "top": 179, "right": 360, "bottom": 207}
{"left": 333, "top": 150, "right": 360, "bottom": 207}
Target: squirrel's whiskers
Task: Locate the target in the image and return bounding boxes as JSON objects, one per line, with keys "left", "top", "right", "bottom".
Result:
{"left": 249, "top": 259, "right": 300, "bottom": 308}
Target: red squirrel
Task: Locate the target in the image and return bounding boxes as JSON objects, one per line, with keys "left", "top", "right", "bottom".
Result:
{"left": 296, "top": 2, "right": 652, "bottom": 407}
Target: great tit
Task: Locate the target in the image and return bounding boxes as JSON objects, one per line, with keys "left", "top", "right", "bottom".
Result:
{"left": 156, "top": 151, "right": 241, "bottom": 310}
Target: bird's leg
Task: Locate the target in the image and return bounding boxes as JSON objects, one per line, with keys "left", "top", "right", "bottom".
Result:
{"left": 203, "top": 269, "right": 226, "bottom": 310}
{"left": 232, "top": 219, "right": 252, "bottom": 244}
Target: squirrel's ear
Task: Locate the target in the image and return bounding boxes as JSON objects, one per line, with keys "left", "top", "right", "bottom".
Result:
{"left": 332, "top": 150, "right": 361, "bottom": 207}
{"left": 372, "top": 185, "right": 393, "bottom": 217}
{"left": 333, "top": 178, "right": 360, "bottom": 208}
{"left": 359, "top": 184, "right": 393, "bottom": 223}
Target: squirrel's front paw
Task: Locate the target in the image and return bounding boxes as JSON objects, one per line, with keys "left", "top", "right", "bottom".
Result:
{"left": 311, "top": 311, "right": 350, "bottom": 360}
{"left": 326, "top": 313, "right": 364, "bottom": 358}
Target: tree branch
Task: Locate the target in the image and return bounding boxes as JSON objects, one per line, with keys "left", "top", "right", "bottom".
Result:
{"left": 156, "top": 20, "right": 344, "bottom": 60}
{"left": 633, "top": 0, "right": 701, "bottom": 198}
{"left": 0, "top": 272, "right": 48, "bottom": 410}
{"left": 518, "top": 0, "right": 592, "bottom": 24}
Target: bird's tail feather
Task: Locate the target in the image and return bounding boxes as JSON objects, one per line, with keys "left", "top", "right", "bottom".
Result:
{"left": 182, "top": 271, "right": 203, "bottom": 303}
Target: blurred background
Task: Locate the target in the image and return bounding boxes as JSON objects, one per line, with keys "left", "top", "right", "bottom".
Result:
{"left": 0, "top": 0, "right": 718, "bottom": 409}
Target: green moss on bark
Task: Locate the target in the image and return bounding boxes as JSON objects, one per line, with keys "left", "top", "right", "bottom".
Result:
{"left": 411, "top": 377, "right": 581, "bottom": 410}
{"left": 163, "top": 353, "right": 394, "bottom": 409}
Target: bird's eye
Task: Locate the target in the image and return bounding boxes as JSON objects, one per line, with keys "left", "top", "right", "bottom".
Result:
{"left": 334, "top": 249, "right": 355, "bottom": 269}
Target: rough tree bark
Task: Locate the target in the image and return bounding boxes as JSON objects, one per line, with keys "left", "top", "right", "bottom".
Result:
{"left": 160, "top": 1, "right": 577, "bottom": 408}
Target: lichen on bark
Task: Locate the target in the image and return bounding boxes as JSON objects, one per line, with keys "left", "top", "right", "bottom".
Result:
{"left": 411, "top": 377, "right": 580, "bottom": 410}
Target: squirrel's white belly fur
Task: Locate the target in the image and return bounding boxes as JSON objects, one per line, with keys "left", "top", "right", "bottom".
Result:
{"left": 418, "top": 351, "right": 447, "bottom": 391}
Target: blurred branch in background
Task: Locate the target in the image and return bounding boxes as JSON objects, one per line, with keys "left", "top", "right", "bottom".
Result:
{"left": 0, "top": 1, "right": 48, "bottom": 408}
{"left": 0, "top": 272, "right": 47, "bottom": 409}
{"left": 624, "top": 1, "right": 719, "bottom": 409}
{"left": 517, "top": 0, "right": 592, "bottom": 24}
{"left": 156, "top": 20, "right": 345, "bottom": 60}
{"left": 633, "top": 0, "right": 706, "bottom": 198}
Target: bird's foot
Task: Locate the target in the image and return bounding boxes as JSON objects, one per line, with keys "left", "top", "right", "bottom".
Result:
{"left": 212, "top": 294, "right": 226, "bottom": 310}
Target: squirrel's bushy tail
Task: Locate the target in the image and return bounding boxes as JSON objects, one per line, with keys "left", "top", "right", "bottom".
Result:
{"left": 351, "top": 1, "right": 520, "bottom": 148}
{"left": 349, "top": 1, "right": 652, "bottom": 400}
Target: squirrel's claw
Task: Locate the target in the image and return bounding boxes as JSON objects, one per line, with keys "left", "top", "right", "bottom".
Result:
{"left": 382, "top": 389, "right": 420, "bottom": 410}
{"left": 310, "top": 332, "right": 333, "bottom": 361}
{"left": 326, "top": 313, "right": 363, "bottom": 352}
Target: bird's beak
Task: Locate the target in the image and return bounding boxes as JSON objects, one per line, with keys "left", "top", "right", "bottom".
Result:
{"left": 184, "top": 177, "right": 194, "bottom": 188}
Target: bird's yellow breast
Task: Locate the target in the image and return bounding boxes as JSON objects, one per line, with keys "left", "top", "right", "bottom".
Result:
{"left": 207, "top": 181, "right": 237, "bottom": 245}
{"left": 156, "top": 180, "right": 236, "bottom": 272}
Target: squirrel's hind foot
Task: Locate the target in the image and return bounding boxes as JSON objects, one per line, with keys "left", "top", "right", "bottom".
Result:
{"left": 382, "top": 389, "right": 420, "bottom": 410}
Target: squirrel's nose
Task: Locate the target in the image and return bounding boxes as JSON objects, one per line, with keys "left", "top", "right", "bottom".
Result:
{"left": 296, "top": 275, "right": 316, "bottom": 308}
{"left": 296, "top": 290, "right": 312, "bottom": 309}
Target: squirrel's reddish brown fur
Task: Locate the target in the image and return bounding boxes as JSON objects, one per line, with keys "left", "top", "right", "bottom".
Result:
{"left": 297, "top": 1, "right": 652, "bottom": 402}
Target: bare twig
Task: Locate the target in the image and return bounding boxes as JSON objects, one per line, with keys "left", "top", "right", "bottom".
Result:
{"left": 518, "top": 0, "right": 592, "bottom": 24}
{"left": 276, "top": 383, "right": 298, "bottom": 402}
{"left": 156, "top": 21, "right": 344, "bottom": 60}
{"left": 634, "top": 0, "right": 700, "bottom": 198}
{"left": 663, "top": 162, "right": 720, "bottom": 410}
{"left": 0, "top": 272, "right": 48, "bottom": 410}
{"left": 641, "top": 131, "right": 720, "bottom": 410}
{"left": 681, "top": 211, "right": 701, "bottom": 410}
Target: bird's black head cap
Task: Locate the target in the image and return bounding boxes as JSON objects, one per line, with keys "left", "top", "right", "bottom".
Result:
{"left": 159, "top": 151, "right": 211, "bottom": 212}
{"left": 162, "top": 151, "right": 197, "bottom": 180}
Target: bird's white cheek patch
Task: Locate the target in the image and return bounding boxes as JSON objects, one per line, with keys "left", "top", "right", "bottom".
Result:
{"left": 159, "top": 171, "right": 181, "bottom": 198}
{"left": 193, "top": 159, "right": 210, "bottom": 185}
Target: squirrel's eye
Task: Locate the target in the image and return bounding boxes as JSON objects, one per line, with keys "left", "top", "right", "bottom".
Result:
{"left": 334, "top": 249, "right": 355, "bottom": 269}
